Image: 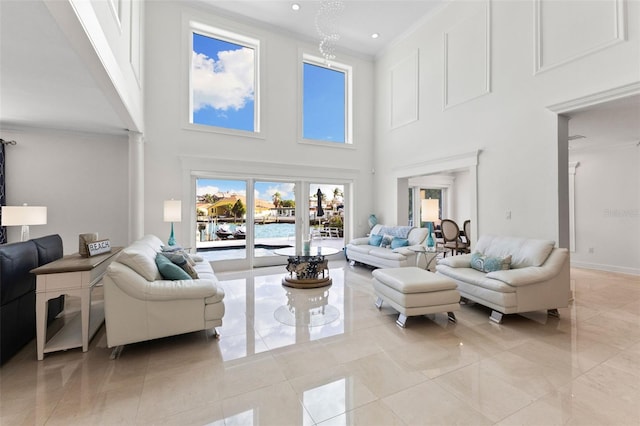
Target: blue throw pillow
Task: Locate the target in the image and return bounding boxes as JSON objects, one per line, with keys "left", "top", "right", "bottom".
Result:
{"left": 156, "top": 253, "right": 192, "bottom": 280}
{"left": 470, "top": 252, "right": 512, "bottom": 273}
{"left": 369, "top": 234, "right": 383, "bottom": 246}
{"left": 391, "top": 237, "right": 409, "bottom": 249}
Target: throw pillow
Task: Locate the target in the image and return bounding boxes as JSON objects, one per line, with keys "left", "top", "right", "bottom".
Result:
{"left": 160, "top": 252, "right": 199, "bottom": 279}
{"left": 369, "top": 234, "right": 383, "bottom": 246}
{"left": 380, "top": 234, "right": 394, "bottom": 248}
{"left": 470, "top": 252, "right": 512, "bottom": 273}
{"left": 155, "top": 253, "right": 192, "bottom": 280}
{"left": 390, "top": 237, "right": 409, "bottom": 249}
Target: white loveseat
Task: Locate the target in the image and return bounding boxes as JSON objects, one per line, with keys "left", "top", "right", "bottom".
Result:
{"left": 345, "top": 224, "right": 428, "bottom": 269}
{"left": 103, "top": 235, "right": 225, "bottom": 348}
{"left": 436, "top": 235, "right": 569, "bottom": 323}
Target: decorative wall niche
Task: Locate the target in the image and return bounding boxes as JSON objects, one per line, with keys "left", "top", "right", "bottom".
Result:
{"left": 443, "top": 0, "right": 491, "bottom": 110}
{"left": 534, "top": 0, "right": 626, "bottom": 74}
{"left": 390, "top": 49, "right": 419, "bottom": 129}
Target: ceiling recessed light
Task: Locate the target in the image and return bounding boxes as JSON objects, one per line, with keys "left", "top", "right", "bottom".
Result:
{"left": 371, "top": 33, "right": 380, "bottom": 39}
{"left": 291, "top": 3, "right": 300, "bottom": 11}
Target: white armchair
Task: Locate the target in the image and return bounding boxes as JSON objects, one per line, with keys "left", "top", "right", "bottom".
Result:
{"left": 436, "top": 235, "right": 570, "bottom": 323}
{"left": 103, "top": 235, "right": 225, "bottom": 348}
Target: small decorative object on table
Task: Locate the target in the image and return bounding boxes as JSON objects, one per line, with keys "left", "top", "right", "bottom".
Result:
{"left": 87, "top": 239, "right": 111, "bottom": 256}
{"left": 79, "top": 233, "right": 99, "bottom": 257}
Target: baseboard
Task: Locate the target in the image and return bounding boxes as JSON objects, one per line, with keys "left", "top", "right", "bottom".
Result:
{"left": 570, "top": 261, "right": 640, "bottom": 276}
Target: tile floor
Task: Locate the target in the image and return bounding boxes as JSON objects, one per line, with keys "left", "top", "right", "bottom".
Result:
{"left": 1, "top": 262, "right": 639, "bottom": 425}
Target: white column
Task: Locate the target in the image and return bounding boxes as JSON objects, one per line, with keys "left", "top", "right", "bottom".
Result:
{"left": 557, "top": 115, "right": 570, "bottom": 249}
{"left": 568, "top": 161, "right": 580, "bottom": 252}
{"left": 128, "top": 131, "right": 144, "bottom": 242}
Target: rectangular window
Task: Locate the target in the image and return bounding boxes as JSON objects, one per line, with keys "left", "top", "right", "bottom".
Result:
{"left": 302, "top": 55, "right": 352, "bottom": 144}
{"left": 190, "top": 22, "right": 259, "bottom": 133}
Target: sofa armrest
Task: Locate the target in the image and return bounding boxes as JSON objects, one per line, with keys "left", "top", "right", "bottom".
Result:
{"left": 437, "top": 253, "right": 472, "bottom": 268}
{"left": 486, "top": 248, "right": 568, "bottom": 286}
{"left": 349, "top": 237, "right": 370, "bottom": 246}
{"left": 143, "top": 279, "right": 218, "bottom": 301}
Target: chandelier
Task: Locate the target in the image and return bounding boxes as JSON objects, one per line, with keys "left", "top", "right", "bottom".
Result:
{"left": 315, "top": 0, "right": 344, "bottom": 63}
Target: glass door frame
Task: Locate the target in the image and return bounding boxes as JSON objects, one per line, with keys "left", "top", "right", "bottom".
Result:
{"left": 191, "top": 174, "right": 351, "bottom": 271}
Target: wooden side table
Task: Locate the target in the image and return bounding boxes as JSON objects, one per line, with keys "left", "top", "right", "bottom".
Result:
{"left": 31, "top": 247, "right": 122, "bottom": 360}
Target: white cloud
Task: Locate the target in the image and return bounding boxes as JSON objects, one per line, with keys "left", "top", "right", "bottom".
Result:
{"left": 192, "top": 48, "right": 254, "bottom": 112}
{"left": 264, "top": 183, "right": 295, "bottom": 200}
{"left": 197, "top": 185, "right": 219, "bottom": 196}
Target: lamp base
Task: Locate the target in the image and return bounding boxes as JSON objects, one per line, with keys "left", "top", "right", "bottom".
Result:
{"left": 425, "top": 222, "right": 435, "bottom": 250}
{"left": 20, "top": 225, "right": 30, "bottom": 242}
{"left": 167, "top": 222, "right": 176, "bottom": 246}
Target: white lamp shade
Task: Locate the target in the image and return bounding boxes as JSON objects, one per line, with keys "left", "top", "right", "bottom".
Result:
{"left": 164, "top": 200, "right": 182, "bottom": 222}
{"left": 421, "top": 199, "right": 439, "bottom": 222}
{"left": 1, "top": 205, "right": 47, "bottom": 226}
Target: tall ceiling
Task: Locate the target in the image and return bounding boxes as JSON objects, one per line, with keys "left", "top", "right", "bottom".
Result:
{"left": 0, "top": 0, "right": 638, "bottom": 147}
{"left": 197, "top": 0, "right": 448, "bottom": 58}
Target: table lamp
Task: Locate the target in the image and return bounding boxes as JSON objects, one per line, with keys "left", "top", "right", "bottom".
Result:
{"left": 1, "top": 204, "right": 47, "bottom": 241}
{"left": 163, "top": 200, "right": 181, "bottom": 246}
{"left": 421, "top": 198, "right": 439, "bottom": 250}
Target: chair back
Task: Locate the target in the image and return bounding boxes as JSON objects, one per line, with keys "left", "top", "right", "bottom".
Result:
{"left": 463, "top": 220, "right": 471, "bottom": 243}
{"left": 440, "top": 219, "right": 460, "bottom": 243}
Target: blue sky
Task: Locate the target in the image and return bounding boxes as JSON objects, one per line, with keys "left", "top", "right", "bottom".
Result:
{"left": 192, "top": 32, "right": 345, "bottom": 141}
{"left": 197, "top": 179, "right": 343, "bottom": 204}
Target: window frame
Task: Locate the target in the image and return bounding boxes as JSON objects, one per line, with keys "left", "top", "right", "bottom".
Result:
{"left": 299, "top": 53, "right": 353, "bottom": 146}
{"left": 186, "top": 20, "right": 262, "bottom": 137}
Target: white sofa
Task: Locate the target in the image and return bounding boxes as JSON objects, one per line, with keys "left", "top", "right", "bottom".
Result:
{"left": 103, "top": 235, "right": 225, "bottom": 348}
{"left": 436, "top": 235, "right": 570, "bottom": 323}
{"left": 345, "top": 224, "right": 428, "bottom": 269}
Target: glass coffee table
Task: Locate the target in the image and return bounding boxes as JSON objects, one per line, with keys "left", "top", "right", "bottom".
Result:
{"left": 274, "top": 246, "right": 339, "bottom": 288}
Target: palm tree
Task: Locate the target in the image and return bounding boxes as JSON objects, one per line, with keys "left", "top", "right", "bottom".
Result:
{"left": 272, "top": 192, "right": 282, "bottom": 223}
{"left": 272, "top": 192, "right": 282, "bottom": 208}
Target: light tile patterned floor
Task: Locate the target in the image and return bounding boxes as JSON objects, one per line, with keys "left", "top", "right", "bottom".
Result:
{"left": 1, "top": 263, "right": 639, "bottom": 425}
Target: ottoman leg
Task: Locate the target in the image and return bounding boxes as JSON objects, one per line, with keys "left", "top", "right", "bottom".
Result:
{"left": 374, "top": 297, "right": 383, "bottom": 309}
{"left": 447, "top": 312, "right": 457, "bottom": 323}
{"left": 396, "top": 314, "right": 408, "bottom": 328}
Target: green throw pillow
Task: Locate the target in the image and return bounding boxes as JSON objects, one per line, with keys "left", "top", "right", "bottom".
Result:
{"left": 470, "top": 252, "right": 512, "bottom": 273}
{"left": 156, "top": 253, "right": 192, "bottom": 280}
{"left": 369, "top": 234, "right": 383, "bottom": 246}
{"left": 390, "top": 237, "right": 409, "bottom": 249}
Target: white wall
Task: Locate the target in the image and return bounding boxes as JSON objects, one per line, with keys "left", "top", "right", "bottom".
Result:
{"left": 45, "top": 0, "right": 145, "bottom": 132}
{"left": 2, "top": 127, "right": 129, "bottom": 254}
{"left": 143, "top": 2, "right": 375, "bottom": 246}
{"left": 451, "top": 169, "right": 471, "bottom": 226}
{"left": 569, "top": 144, "right": 640, "bottom": 275}
{"left": 374, "top": 0, "right": 639, "bottom": 244}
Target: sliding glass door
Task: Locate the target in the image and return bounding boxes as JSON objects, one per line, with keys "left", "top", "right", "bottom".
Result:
{"left": 253, "top": 180, "right": 296, "bottom": 261}
{"left": 194, "top": 176, "right": 349, "bottom": 269}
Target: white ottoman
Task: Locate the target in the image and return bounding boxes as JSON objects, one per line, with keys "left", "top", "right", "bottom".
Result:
{"left": 372, "top": 267, "right": 460, "bottom": 327}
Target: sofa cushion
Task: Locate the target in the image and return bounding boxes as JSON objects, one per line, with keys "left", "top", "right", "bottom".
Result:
{"left": 155, "top": 254, "right": 192, "bottom": 280}
{"left": 368, "top": 247, "right": 407, "bottom": 261}
{"left": 118, "top": 241, "right": 162, "bottom": 281}
{"left": 475, "top": 235, "right": 555, "bottom": 269}
{"left": 369, "top": 234, "right": 383, "bottom": 246}
{"left": 391, "top": 237, "right": 409, "bottom": 249}
{"left": 470, "top": 252, "right": 511, "bottom": 273}
{"left": 140, "top": 234, "right": 164, "bottom": 252}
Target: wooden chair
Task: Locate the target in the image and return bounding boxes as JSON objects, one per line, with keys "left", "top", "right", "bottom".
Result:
{"left": 440, "top": 219, "right": 468, "bottom": 256}
{"left": 461, "top": 220, "right": 471, "bottom": 253}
